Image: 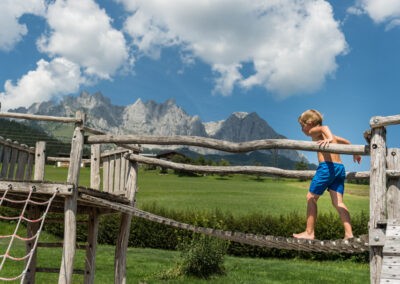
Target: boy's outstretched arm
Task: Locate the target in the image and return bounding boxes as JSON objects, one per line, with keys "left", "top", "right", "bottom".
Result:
{"left": 335, "top": 135, "right": 362, "bottom": 164}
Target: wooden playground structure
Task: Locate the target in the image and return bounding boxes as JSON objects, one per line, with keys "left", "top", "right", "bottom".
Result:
{"left": 0, "top": 111, "right": 399, "bottom": 283}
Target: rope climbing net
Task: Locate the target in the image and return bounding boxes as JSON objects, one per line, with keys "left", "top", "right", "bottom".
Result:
{"left": 0, "top": 185, "right": 58, "bottom": 282}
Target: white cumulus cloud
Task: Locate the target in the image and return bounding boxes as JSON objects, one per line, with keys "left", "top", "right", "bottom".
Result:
{"left": 118, "top": 0, "right": 347, "bottom": 97}
{"left": 0, "top": 58, "right": 82, "bottom": 110}
{"left": 0, "top": 0, "right": 45, "bottom": 51}
{"left": 0, "top": 0, "right": 130, "bottom": 111}
{"left": 38, "top": 0, "right": 129, "bottom": 79}
{"left": 350, "top": 0, "right": 400, "bottom": 28}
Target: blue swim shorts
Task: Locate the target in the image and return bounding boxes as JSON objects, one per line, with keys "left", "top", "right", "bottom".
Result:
{"left": 309, "top": 162, "right": 346, "bottom": 195}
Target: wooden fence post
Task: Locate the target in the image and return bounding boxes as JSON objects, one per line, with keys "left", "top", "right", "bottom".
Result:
{"left": 114, "top": 160, "right": 137, "bottom": 284}
{"left": 84, "top": 144, "right": 101, "bottom": 284}
{"left": 24, "top": 141, "right": 46, "bottom": 284}
{"left": 369, "top": 127, "right": 387, "bottom": 284}
{"left": 386, "top": 148, "right": 400, "bottom": 220}
{"left": 59, "top": 111, "right": 85, "bottom": 284}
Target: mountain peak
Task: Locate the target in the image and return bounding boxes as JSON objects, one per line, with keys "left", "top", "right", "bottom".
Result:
{"left": 232, "top": 112, "right": 249, "bottom": 119}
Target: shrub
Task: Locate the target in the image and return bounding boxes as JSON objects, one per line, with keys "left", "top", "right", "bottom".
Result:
{"left": 176, "top": 234, "right": 228, "bottom": 278}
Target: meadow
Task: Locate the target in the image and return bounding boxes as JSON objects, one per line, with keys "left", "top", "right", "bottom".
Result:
{"left": 0, "top": 166, "right": 370, "bottom": 283}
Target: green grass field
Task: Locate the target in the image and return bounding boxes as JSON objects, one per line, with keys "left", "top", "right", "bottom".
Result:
{"left": 0, "top": 166, "right": 370, "bottom": 283}
{"left": 135, "top": 170, "right": 369, "bottom": 217}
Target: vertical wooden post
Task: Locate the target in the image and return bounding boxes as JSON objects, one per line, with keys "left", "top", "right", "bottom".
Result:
{"left": 90, "top": 144, "right": 101, "bottom": 191}
{"left": 59, "top": 112, "right": 85, "bottom": 284}
{"left": 24, "top": 141, "right": 46, "bottom": 284}
{"left": 114, "top": 160, "right": 138, "bottom": 284}
{"left": 369, "top": 127, "right": 387, "bottom": 284}
{"left": 386, "top": 148, "right": 400, "bottom": 219}
{"left": 84, "top": 144, "right": 101, "bottom": 284}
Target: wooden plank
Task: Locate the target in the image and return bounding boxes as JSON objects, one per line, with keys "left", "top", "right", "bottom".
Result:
{"left": 114, "top": 155, "right": 121, "bottom": 194}
{"left": 380, "top": 256, "right": 400, "bottom": 283}
{"left": 102, "top": 155, "right": 109, "bottom": 192}
{"left": 34, "top": 142, "right": 46, "bottom": 181}
{"left": 370, "top": 127, "right": 387, "bottom": 284}
{"left": 90, "top": 144, "right": 101, "bottom": 191}
{"left": 59, "top": 111, "right": 85, "bottom": 284}
{"left": 0, "top": 181, "right": 72, "bottom": 195}
{"left": 387, "top": 149, "right": 400, "bottom": 220}
{"left": 120, "top": 155, "right": 127, "bottom": 192}
{"left": 86, "top": 135, "right": 367, "bottom": 155}
{"left": 16, "top": 148, "right": 28, "bottom": 180}
{"left": 0, "top": 144, "right": 11, "bottom": 178}
{"left": 109, "top": 154, "right": 115, "bottom": 193}
{"left": 25, "top": 151, "right": 35, "bottom": 180}
{"left": 383, "top": 223, "right": 400, "bottom": 256}
{"left": 7, "top": 142, "right": 19, "bottom": 179}
{"left": 115, "top": 161, "right": 138, "bottom": 284}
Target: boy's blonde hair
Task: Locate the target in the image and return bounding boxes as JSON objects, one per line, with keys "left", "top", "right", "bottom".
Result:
{"left": 298, "top": 109, "right": 323, "bottom": 126}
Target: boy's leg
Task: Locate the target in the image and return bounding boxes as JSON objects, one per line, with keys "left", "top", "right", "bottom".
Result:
{"left": 329, "top": 190, "right": 353, "bottom": 239}
{"left": 293, "top": 192, "right": 319, "bottom": 239}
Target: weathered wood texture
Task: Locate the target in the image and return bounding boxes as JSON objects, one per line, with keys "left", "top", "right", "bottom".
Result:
{"left": 84, "top": 209, "right": 99, "bottom": 284}
{"left": 0, "top": 181, "right": 72, "bottom": 195}
{"left": 47, "top": 157, "right": 91, "bottom": 163}
{"left": 86, "top": 135, "right": 368, "bottom": 155}
{"left": 101, "top": 149, "right": 130, "bottom": 194}
{"left": 85, "top": 144, "right": 101, "bottom": 284}
{"left": 114, "top": 161, "right": 138, "bottom": 284}
{"left": 380, "top": 220, "right": 400, "bottom": 283}
{"left": 24, "top": 206, "right": 40, "bottom": 284}
{"left": 34, "top": 141, "right": 46, "bottom": 181}
{"left": 0, "top": 112, "right": 81, "bottom": 123}
{"left": 59, "top": 112, "right": 84, "bottom": 284}
{"left": 125, "top": 153, "right": 369, "bottom": 180}
{"left": 387, "top": 149, "right": 400, "bottom": 220}
{"left": 370, "top": 114, "right": 400, "bottom": 128}
{"left": 370, "top": 127, "right": 387, "bottom": 284}
{"left": 24, "top": 141, "right": 45, "bottom": 284}
{"left": 83, "top": 126, "right": 141, "bottom": 152}
{"left": 0, "top": 138, "right": 35, "bottom": 181}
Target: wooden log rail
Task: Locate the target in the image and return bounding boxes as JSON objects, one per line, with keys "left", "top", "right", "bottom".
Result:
{"left": 86, "top": 135, "right": 368, "bottom": 155}
{"left": 83, "top": 126, "right": 141, "bottom": 152}
{"left": 370, "top": 114, "right": 400, "bottom": 128}
{"left": 125, "top": 153, "right": 371, "bottom": 180}
{"left": 0, "top": 111, "right": 82, "bottom": 123}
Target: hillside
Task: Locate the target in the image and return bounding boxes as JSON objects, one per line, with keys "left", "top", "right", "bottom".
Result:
{"left": 0, "top": 118, "right": 72, "bottom": 157}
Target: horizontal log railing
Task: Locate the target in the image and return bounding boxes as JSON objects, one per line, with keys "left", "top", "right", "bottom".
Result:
{"left": 86, "top": 135, "right": 369, "bottom": 155}
{"left": 0, "top": 111, "right": 82, "bottom": 123}
{"left": 125, "top": 153, "right": 371, "bottom": 180}
{"left": 370, "top": 114, "right": 400, "bottom": 128}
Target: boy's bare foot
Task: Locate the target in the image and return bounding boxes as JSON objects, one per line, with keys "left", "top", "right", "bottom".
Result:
{"left": 293, "top": 232, "right": 314, "bottom": 240}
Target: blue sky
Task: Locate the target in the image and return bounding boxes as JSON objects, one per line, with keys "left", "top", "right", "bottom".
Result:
{"left": 1, "top": 0, "right": 400, "bottom": 171}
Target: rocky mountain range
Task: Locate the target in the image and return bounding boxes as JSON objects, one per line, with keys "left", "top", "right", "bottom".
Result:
{"left": 11, "top": 92, "right": 305, "bottom": 163}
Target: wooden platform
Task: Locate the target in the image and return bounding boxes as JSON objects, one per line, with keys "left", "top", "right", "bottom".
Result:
{"left": 0, "top": 180, "right": 131, "bottom": 215}
{"left": 381, "top": 219, "right": 400, "bottom": 283}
